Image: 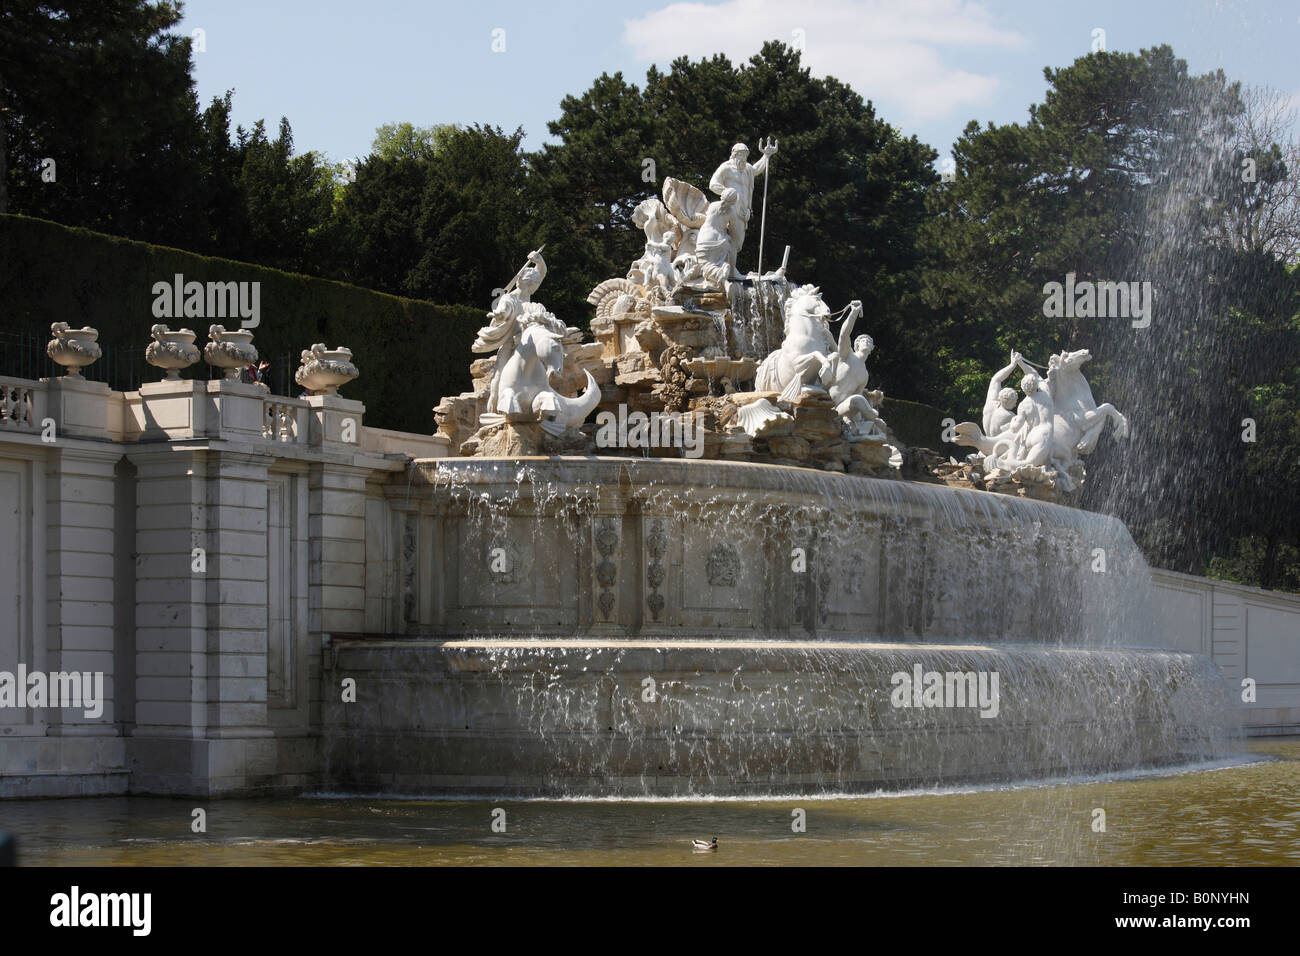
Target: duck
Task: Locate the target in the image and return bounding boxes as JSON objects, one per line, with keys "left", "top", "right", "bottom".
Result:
{"left": 692, "top": 836, "right": 718, "bottom": 851}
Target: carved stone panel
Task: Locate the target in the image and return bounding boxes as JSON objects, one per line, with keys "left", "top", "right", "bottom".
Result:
{"left": 645, "top": 518, "right": 668, "bottom": 622}
{"left": 594, "top": 517, "right": 620, "bottom": 623}
{"left": 706, "top": 542, "right": 739, "bottom": 588}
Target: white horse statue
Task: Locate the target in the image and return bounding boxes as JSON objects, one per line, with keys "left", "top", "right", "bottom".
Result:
{"left": 491, "top": 324, "right": 601, "bottom": 436}
{"left": 755, "top": 285, "right": 838, "bottom": 403}
{"left": 1042, "top": 348, "right": 1129, "bottom": 455}
{"left": 955, "top": 348, "right": 1127, "bottom": 490}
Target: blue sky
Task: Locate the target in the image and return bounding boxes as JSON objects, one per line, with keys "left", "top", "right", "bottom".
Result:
{"left": 176, "top": 0, "right": 1300, "bottom": 168}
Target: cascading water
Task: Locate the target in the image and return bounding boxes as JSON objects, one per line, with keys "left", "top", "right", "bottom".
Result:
{"left": 727, "top": 278, "right": 789, "bottom": 359}
{"left": 319, "top": 457, "right": 1240, "bottom": 797}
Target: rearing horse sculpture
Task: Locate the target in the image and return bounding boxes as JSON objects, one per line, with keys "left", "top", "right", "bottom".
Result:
{"left": 755, "top": 285, "right": 837, "bottom": 403}
{"left": 1042, "top": 348, "right": 1129, "bottom": 458}
{"left": 954, "top": 348, "right": 1127, "bottom": 491}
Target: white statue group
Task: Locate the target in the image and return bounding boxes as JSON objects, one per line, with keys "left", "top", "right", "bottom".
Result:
{"left": 471, "top": 249, "right": 600, "bottom": 436}
{"left": 953, "top": 349, "right": 1129, "bottom": 491}
{"left": 472, "top": 139, "right": 792, "bottom": 437}
{"left": 629, "top": 140, "right": 780, "bottom": 296}
{"left": 463, "top": 135, "right": 1126, "bottom": 495}
{"left": 745, "top": 286, "right": 887, "bottom": 441}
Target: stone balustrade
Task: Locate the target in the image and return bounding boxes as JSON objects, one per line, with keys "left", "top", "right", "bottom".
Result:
{"left": 262, "top": 396, "right": 307, "bottom": 443}
{"left": 0, "top": 366, "right": 448, "bottom": 798}
{"left": 0, "top": 377, "right": 44, "bottom": 431}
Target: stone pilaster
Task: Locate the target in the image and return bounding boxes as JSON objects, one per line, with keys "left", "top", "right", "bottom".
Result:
{"left": 309, "top": 462, "right": 370, "bottom": 638}
{"left": 202, "top": 449, "right": 276, "bottom": 736}
{"left": 127, "top": 444, "right": 284, "bottom": 794}
{"left": 39, "top": 443, "right": 130, "bottom": 792}
{"left": 43, "top": 445, "right": 123, "bottom": 726}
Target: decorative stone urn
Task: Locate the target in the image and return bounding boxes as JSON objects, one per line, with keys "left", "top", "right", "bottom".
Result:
{"left": 145, "top": 324, "right": 200, "bottom": 380}
{"left": 295, "top": 343, "right": 359, "bottom": 395}
{"left": 203, "top": 324, "right": 258, "bottom": 381}
{"left": 46, "top": 322, "right": 102, "bottom": 377}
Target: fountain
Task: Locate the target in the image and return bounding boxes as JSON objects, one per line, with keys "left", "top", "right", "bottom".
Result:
{"left": 321, "top": 140, "right": 1237, "bottom": 797}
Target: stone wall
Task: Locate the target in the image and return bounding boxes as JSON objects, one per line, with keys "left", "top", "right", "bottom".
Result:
{"left": 399, "top": 457, "right": 1153, "bottom": 646}
{"left": 0, "top": 372, "right": 435, "bottom": 797}
{"left": 1152, "top": 569, "right": 1300, "bottom": 733}
{"left": 320, "top": 640, "right": 1235, "bottom": 796}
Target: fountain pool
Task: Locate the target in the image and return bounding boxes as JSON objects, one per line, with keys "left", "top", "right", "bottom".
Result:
{"left": 319, "top": 457, "right": 1238, "bottom": 796}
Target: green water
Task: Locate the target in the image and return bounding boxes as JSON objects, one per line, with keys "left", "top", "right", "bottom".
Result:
{"left": 5, "top": 739, "right": 1297, "bottom": 866}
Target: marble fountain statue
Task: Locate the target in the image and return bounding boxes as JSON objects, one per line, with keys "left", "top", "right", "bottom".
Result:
{"left": 321, "top": 140, "right": 1236, "bottom": 797}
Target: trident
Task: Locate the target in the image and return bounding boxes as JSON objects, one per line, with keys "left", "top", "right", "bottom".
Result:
{"left": 756, "top": 137, "right": 777, "bottom": 279}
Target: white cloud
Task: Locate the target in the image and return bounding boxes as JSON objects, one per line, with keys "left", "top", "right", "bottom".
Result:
{"left": 623, "top": 0, "right": 1024, "bottom": 124}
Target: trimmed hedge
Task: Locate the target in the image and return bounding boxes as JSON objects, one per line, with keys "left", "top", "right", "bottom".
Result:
{"left": 1, "top": 214, "right": 949, "bottom": 443}
{"left": 0, "top": 214, "right": 483, "bottom": 434}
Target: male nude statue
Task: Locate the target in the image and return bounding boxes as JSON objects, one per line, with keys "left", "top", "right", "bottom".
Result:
{"left": 1000, "top": 369, "right": 1056, "bottom": 469}
{"left": 984, "top": 351, "right": 1022, "bottom": 438}
{"left": 952, "top": 350, "right": 1026, "bottom": 456}
{"left": 707, "top": 141, "right": 778, "bottom": 278}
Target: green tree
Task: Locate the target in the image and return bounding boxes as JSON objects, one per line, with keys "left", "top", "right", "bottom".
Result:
{"left": 327, "top": 123, "right": 533, "bottom": 304}
{"left": 528, "top": 70, "right": 652, "bottom": 319}
{"left": 408, "top": 124, "right": 533, "bottom": 305}
{"left": 531, "top": 41, "right": 940, "bottom": 393}
{"left": 0, "top": 0, "right": 208, "bottom": 247}
{"left": 234, "top": 117, "right": 337, "bottom": 273}
{"left": 920, "top": 46, "right": 1300, "bottom": 581}
{"left": 921, "top": 47, "right": 1245, "bottom": 413}
{"left": 194, "top": 90, "right": 249, "bottom": 255}
{"left": 371, "top": 122, "right": 454, "bottom": 162}
{"left": 327, "top": 124, "right": 449, "bottom": 295}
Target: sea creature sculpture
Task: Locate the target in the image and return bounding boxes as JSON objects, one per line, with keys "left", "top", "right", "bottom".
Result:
{"left": 494, "top": 323, "right": 600, "bottom": 436}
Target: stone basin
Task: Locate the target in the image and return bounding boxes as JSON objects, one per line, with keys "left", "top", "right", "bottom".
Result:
{"left": 326, "top": 456, "right": 1238, "bottom": 796}
{"left": 393, "top": 456, "right": 1152, "bottom": 645}
{"left": 321, "top": 638, "right": 1236, "bottom": 796}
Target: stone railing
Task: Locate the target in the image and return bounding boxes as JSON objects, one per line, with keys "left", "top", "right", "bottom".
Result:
{"left": 0, "top": 370, "right": 442, "bottom": 462}
{"left": 263, "top": 396, "right": 306, "bottom": 443}
{"left": 0, "top": 377, "right": 45, "bottom": 431}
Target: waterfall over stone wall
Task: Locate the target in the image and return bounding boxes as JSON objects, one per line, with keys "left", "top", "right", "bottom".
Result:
{"left": 395, "top": 457, "right": 1155, "bottom": 646}
{"left": 319, "top": 457, "right": 1240, "bottom": 796}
